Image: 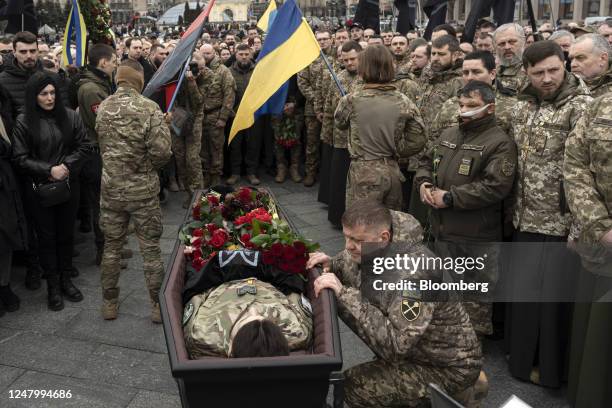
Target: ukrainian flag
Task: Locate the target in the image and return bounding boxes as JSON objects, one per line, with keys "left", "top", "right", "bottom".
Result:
{"left": 257, "top": 1, "right": 277, "bottom": 32}
{"left": 229, "top": 0, "right": 319, "bottom": 143}
{"left": 62, "top": 0, "right": 87, "bottom": 67}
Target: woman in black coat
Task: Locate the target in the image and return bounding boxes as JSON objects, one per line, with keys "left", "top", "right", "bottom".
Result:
{"left": 12, "top": 72, "right": 92, "bottom": 311}
{"left": 0, "top": 84, "right": 27, "bottom": 316}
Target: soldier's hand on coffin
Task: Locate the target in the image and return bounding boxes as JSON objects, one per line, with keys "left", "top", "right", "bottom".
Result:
{"left": 601, "top": 229, "right": 612, "bottom": 249}
{"left": 314, "top": 273, "right": 343, "bottom": 297}
{"left": 307, "top": 251, "right": 331, "bottom": 272}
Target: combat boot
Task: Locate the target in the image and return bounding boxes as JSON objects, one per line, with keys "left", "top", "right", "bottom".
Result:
{"left": 303, "top": 173, "right": 316, "bottom": 187}
{"left": 290, "top": 165, "right": 302, "bottom": 183}
{"left": 151, "top": 302, "right": 162, "bottom": 324}
{"left": 61, "top": 274, "right": 83, "bottom": 302}
{"left": 247, "top": 174, "right": 261, "bottom": 185}
{"left": 102, "top": 299, "right": 118, "bottom": 320}
{"left": 209, "top": 175, "right": 221, "bottom": 188}
{"left": 226, "top": 174, "right": 240, "bottom": 185}
{"left": 47, "top": 275, "right": 64, "bottom": 311}
{"left": 275, "top": 165, "right": 287, "bottom": 183}
{"left": 25, "top": 265, "right": 43, "bottom": 290}
{"left": 0, "top": 285, "right": 20, "bottom": 312}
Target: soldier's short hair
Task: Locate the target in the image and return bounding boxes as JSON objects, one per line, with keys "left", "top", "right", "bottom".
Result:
{"left": 432, "top": 34, "right": 461, "bottom": 53}
{"left": 408, "top": 38, "right": 428, "bottom": 53}
{"left": 231, "top": 319, "right": 290, "bottom": 358}
{"left": 125, "top": 37, "right": 142, "bottom": 49}
{"left": 574, "top": 33, "right": 611, "bottom": 56}
{"left": 549, "top": 30, "right": 574, "bottom": 42}
{"left": 460, "top": 80, "right": 496, "bottom": 104}
{"left": 358, "top": 44, "right": 395, "bottom": 83}
{"left": 120, "top": 58, "right": 144, "bottom": 73}
{"left": 341, "top": 40, "right": 362, "bottom": 53}
{"left": 316, "top": 29, "right": 331, "bottom": 38}
{"left": 88, "top": 44, "right": 115, "bottom": 67}
{"left": 12, "top": 31, "right": 37, "bottom": 49}
{"left": 150, "top": 43, "right": 165, "bottom": 55}
{"left": 464, "top": 50, "right": 496, "bottom": 71}
{"left": 342, "top": 200, "right": 392, "bottom": 231}
{"left": 433, "top": 24, "right": 457, "bottom": 38}
{"left": 235, "top": 43, "right": 250, "bottom": 52}
{"left": 522, "top": 40, "right": 564, "bottom": 69}
{"left": 335, "top": 28, "right": 348, "bottom": 35}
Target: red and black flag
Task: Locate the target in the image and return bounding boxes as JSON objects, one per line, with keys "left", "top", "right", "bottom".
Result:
{"left": 423, "top": 0, "right": 448, "bottom": 40}
{"left": 142, "top": 0, "right": 216, "bottom": 107}
{"left": 0, "top": 0, "right": 37, "bottom": 34}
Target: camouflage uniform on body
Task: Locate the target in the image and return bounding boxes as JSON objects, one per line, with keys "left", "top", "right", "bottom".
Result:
{"left": 317, "top": 56, "right": 343, "bottom": 146}
{"left": 95, "top": 86, "right": 172, "bottom": 306}
{"left": 328, "top": 69, "right": 363, "bottom": 149}
{"left": 297, "top": 57, "right": 324, "bottom": 178}
{"left": 183, "top": 278, "right": 313, "bottom": 358}
{"left": 330, "top": 212, "right": 482, "bottom": 407}
{"left": 394, "top": 75, "right": 423, "bottom": 171}
{"left": 584, "top": 65, "right": 612, "bottom": 98}
{"left": 335, "top": 84, "right": 426, "bottom": 211}
{"left": 564, "top": 93, "right": 612, "bottom": 246}
{"left": 511, "top": 73, "right": 592, "bottom": 238}
{"left": 418, "top": 63, "right": 463, "bottom": 129}
{"left": 201, "top": 57, "right": 235, "bottom": 181}
{"left": 496, "top": 60, "right": 529, "bottom": 94}
{"left": 173, "top": 68, "right": 212, "bottom": 195}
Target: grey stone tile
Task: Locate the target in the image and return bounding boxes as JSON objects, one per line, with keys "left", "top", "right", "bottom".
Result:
{"left": 2, "top": 370, "right": 136, "bottom": 408}
{"left": 60, "top": 309, "right": 166, "bottom": 354}
{"left": 0, "top": 364, "right": 25, "bottom": 393}
{"left": 0, "top": 297, "right": 82, "bottom": 334}
{"left": 72, "top": 344, "right": 178, "bottom": 395}
{"left": 118, "top": 289, "right": 152, "bottom": 319}
{"left": 126, "top": 390, "right": 181, "bottom": 408}
{"left": 0, "top": 332, "right": 97, "bottom": 376}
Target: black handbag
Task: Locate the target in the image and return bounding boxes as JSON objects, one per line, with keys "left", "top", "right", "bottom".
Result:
{"left": 33, "top": 177, "right": 71, "bottom": 207}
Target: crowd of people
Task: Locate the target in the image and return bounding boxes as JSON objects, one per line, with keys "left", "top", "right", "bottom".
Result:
{"left": 0, "top": 14, "right": 611, "bottom": 407}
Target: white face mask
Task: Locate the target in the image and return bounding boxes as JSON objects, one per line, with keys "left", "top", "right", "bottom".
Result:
{"left": 459, "top": 103, "right": 491, "bottom": 118}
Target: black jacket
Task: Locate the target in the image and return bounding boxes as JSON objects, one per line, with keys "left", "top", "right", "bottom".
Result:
{"left": 0, "top": 59, "right": 69, "bottom": 117}
{"left": 11, "top": 109, "right": 91, "bottom": 184}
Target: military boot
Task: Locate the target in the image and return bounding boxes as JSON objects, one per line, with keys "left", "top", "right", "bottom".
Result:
{"left": 25, "top": 265, "right": 43, "bottom": 290}
{"left": 47, "top": 275, "right": 64, "bottom": 311}
{"left": 226, "top": 174, "right": 240, "bottom": 185}
{"left": 102, "top": 288, "right": 119, "bottom": 320}
{"left": 289, "top": 147, "right": 302, "bottom": 183}
{"left": 303, "top": 173, "right": 316, "bottom": 187}
{"left": 275, "top": 164, "right": 287, "bottom": 183}
{"left": 290, "top": 165, "right": 302, "bottom": 183}
{"left": 61, "top": 274, "right": 83, "bottom": 302}
{"left": 0, "top": 285, "right": 20, "bottom": 312}
{"left": 209, "top": 175, "right": 222, "bottom": 188}
{"left": 151, "top": 302, "right": 162, "bottom": 324}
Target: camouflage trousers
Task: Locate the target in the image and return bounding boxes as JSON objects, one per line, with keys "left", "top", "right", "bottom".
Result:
{"left": 173, "top": 114, "right": 203, "bottom": 194}
{"left": 346, "top": 159, "right": 403, "bottom": 211}
{"left": 344, "top": 359, "right": 479, "bottom": 407}
{"left": 100, "top": 195, "right": 163, "bottom": 303}
{"left": 200, "top": 113, "right": 225, "bottom": 177}
{"left": 304, "top": 115, "right": 321, "bottom": 177}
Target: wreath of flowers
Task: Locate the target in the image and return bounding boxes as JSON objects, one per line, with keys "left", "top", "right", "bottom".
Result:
{"left": 78, "top": 0, "right": 114, "bottom": 45}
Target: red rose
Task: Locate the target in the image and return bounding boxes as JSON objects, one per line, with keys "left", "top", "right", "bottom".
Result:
{"left": 270, "top": 242, "right": 284, "bottom": 257}
{"left": 206, "top": 223, "right": 218, "bottom": 234}
{"left": 192, "top": 248, "right": 202, "bottom": 259}
{"left": 208, "top": 251, "right": 218, "bottom": 261}
{"left": 296, "top": 256, "right": 307, "bottom": 267}
{"left": 191, "top": 237, "right": 202, "bottom": 248}
{"left": 192, "top": 228, "right": 203, "bottom": 237}
{"left": 209, "top": 229, "right": 229, "bottom": 249}
{"left": 288, "top": 262, "right": 304, "bottom": 275}
{"left": 293, "top": 241, "right": 307, "bottom": 255}
{"left": 237, "top": 187, "right": 253, "bottom": 203}
{"left": 207, "top": 195, "right": 220, "bottom": 206}
{"left": 241, "top": 233, "right": 254, "bottom": 248}
{"left": 262, "top": 250, "right": 275, "bottom": 265}
{"left": 282, "top": 245, "right": 297, "bottom": 261}
{"left": 192, "top": 204, "right": 201, "bottom": 220}
{"left": 278, "top": 261, "right": 291, "bottom": 272}
{"left": 192, "top": 257, "right": 205, "bottom": 270}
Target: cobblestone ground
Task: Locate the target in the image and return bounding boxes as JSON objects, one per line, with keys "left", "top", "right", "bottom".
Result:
{"left": 0, "top": 175, "right": 568, "bottom": 407}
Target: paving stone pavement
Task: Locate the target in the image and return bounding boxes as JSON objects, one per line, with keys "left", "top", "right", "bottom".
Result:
{"left": 0, "top": 175, "right": 569, "bottom": 407}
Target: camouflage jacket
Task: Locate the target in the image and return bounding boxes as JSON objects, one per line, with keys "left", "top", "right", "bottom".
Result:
{"left": 394, "top": 54, "right": 411, "bottom": 77}
{"left": 584, "top": 65, "right": 612, "bottom": 98}
{"left": 334, "top": 84, "right": 426, "bottom": 162}
{"left": 430, "top": 80, "right": 516, "bottom": 144}
{"left": 564, "top": 93, "right": 612, "bottom": 245}
{"left": 297, "top": 55, "right": 324, "bottom": 116}
{"left": 313, "top": 49, "right": 339, "bottom": 117}
{"left": 510, "top": 73, "right": 592, "bottom": 237}
{"left": 203, "top": 57, "right": 236, "bottom": 122}
{"left": 184, "top": 278, "right": 313, "bottom": 358}
{"left": 393, "top": 75, "right": 424, "bottom": 169}
{"left": 77, "top": 67, "right": 114, "bottom": 145}
{"left": 418, "top": 63, "right": 463, "bottom": 127}
{"left": 330, "top": 211, "right": 482, "bottom": 368}
{"left": 496, "top": 60, "right": 529, "bottom": 94}
{"left": 319, "top": 57, "right": 345, "bottom": 145}
{"left": 95, "top": 86, "right": 172, "bottom": 201}
{"left": 175, "top": 68, "right": 213, "bottom": 118}
{"left": 327, "top": 69, "right": 363, "bottom": 148}
{"left": 415, "top": 114, "right": 517, "bottom": 241}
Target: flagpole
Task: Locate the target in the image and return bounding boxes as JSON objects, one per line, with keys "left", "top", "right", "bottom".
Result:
{"left": 166, "top": 57, "right": 191, "bottom": 113}
{"left": 320, "top": 51, "right": 346, "bottom": 96}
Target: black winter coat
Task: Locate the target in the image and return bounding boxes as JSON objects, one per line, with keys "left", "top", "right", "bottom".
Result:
{"left": 11, "top": 109, "right": 91, "bottom": 184}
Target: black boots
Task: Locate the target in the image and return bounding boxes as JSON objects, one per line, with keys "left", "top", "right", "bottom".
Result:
{"left": 61, "top": 276, "right": 83, "bottom": 303}
{"left": 0, "top": 285, "right": 20, "bottom": 312}
{"left": 25, "top": 265, "right": 43, "bottom": 290}
{"left": 47, "top": 277, "right": 64, "bottom": 311}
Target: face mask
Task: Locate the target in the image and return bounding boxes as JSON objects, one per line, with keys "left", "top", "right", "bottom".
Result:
{"left": 459, "top": 103, "right": 491, "bottom": 118}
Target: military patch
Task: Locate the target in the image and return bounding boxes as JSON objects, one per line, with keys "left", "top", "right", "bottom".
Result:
{"left": 182, "top": 303, "right": 194, "bottom": 326}
{"left": 401, "top": 299, "right": 421, "bottom": 321}
{"left": 237, "top": 285, "right": 257, "bottom": 297}
{"left": 502, "top": 158, "right": 515, "bottom": 177}
{"left": 458, "top": 158, "right": 472, "bottom": 176}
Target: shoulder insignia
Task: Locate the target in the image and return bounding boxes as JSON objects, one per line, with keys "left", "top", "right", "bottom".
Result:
{"left": 401, "top": 298, "right": 421, "bottom": 321}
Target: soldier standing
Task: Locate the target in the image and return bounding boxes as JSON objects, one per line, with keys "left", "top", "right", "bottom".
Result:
{"left": 416, "top": 81, "right": 517, "bottom": 336}
{"left": 505, "top": 41, "right": 592, "bottom": 388}
{"left": 199, "top": 43, "right": 236, "bottom": 187}
{"left": 334, "top": 45, "right": 425, "bottom": 211}
{"left": 564, "top": 93, "right": 612, "bottom": 407}
{"left": 95, "top": 60, "right": 172, "bottom": 322}
{"left": 308, "top": 201, "right": 483, "bottom": 407}
{"left": 390, "top": 35, "right": 410, "bottom": 74}
{"left": 494, "top": 23, "right": 529, "bottom": 94}
{"left": 569, "top": 34, "right": 612, "bottom": 98}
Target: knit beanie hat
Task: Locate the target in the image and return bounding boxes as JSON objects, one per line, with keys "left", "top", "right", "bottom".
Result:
{"left": 116, "top": 59, "right": 144, "bottom": 93}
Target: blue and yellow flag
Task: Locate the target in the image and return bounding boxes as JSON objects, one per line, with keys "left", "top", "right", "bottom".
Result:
{"left": 229, "top": 0, "right": 319, "bottom": 143}
{"left": 62, "top": 0, "right": 87, "bottom": 67}
{"left": 257, "top": 1, "right": 277, "bottom": 32}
